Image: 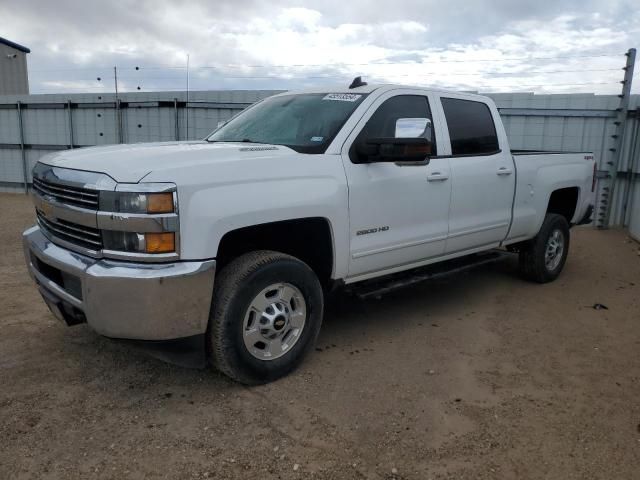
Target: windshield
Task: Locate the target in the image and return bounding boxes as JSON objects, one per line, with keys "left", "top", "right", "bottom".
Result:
{"left": 206, "top": 93, "right": 368, "bottom": 154}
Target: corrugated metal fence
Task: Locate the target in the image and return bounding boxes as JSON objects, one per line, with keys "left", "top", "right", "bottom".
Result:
{"left": 0, "top": 90, "right": 278, "bottom": 190}
{"left": 0, "top": 89, "right": 638, "bottom": 233}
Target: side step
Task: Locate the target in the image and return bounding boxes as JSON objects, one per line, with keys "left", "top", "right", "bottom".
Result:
{"left": 346, "top": 250, "right": 513, "bottom": 300}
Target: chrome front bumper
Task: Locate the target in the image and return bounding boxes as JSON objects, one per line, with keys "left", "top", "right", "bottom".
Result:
{"left": 23, "top": 225, "right": 216, "bottom": 341}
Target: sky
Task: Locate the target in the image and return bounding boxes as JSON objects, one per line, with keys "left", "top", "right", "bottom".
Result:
{"left": 1, "top": 0, "right": 639, "bottom": 95}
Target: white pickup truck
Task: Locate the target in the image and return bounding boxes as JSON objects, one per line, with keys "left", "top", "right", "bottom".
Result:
{"left": 23, "top": 80, "right": 596, "bottom": 383}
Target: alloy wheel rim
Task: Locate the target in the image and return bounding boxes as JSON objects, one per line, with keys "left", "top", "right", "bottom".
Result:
{"left": 242, "top": 283, "right": 307, "bottom": 361}
{"left": 544, "top": 229, "right": 565, "bottom": 271}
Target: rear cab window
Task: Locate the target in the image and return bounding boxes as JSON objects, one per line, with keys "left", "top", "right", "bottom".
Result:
{"left": 441, "top": 97, "right": 500, "bottom": 156}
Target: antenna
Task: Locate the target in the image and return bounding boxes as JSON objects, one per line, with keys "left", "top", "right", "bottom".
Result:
{"left": 349, "top": 76, "right": 367, "bottom": 89}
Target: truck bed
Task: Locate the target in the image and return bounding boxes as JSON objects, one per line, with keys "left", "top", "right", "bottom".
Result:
{"left": 506, "top": 150, "right": 595, "bottom": 244}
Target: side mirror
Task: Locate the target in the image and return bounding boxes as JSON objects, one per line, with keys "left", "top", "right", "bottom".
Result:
{"left": 354, "top": 117, "right": 434, "bottom": 163}
{"left": 357, "top": 137, "right": 433, "bottom": 163}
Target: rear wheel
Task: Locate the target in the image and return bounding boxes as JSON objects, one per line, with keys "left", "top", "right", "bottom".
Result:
{"left": 208, "top": 251, "right": 323, "bottom": 384}
{"left": 519, "top": 213, "right": 570, "bottom": 283}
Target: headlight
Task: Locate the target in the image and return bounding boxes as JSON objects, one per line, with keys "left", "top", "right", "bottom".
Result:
{"left": 102, "top": 231, "right": 176, "bottom": 254}
{"left": 99, "top": 191, "right": 175, "bottom": 214}
{"left": 99, "top": 186, "right": 178, "bottom": 257}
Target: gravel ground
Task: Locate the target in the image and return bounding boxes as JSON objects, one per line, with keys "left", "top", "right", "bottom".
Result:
{"left": 1, "top": 192, "right": 639, "bottom": 480}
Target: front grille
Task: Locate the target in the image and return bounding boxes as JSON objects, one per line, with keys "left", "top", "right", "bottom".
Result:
{"left": 32, "top": 176, "right": 100, "bottom": 210}
{"left": 36, "top": 210, "right": 103, "bottom": 251}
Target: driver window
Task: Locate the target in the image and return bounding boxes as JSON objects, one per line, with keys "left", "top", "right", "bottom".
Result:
{"left": 350, "top": 95, "right": 435, "bottom": 163}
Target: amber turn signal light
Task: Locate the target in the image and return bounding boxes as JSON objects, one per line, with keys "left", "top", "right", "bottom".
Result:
{"left": 145, "top": 232, "right": 175, "bottom": 253}
{"left": 146, "top": 193, "right": 174, "bottom": 214}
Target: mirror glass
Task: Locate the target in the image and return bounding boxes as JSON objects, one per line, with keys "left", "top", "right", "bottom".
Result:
{"left": 395, "top": 118, "right": 430, "bottom": 138}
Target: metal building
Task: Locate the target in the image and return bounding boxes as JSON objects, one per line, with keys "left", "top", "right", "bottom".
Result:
{"left": 0, "top": 37, "right": 30, "bottom": 95}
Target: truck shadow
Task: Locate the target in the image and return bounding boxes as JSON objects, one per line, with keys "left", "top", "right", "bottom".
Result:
{"left": 67, "top": 257, "right": 522, "bottom": 391}
{"left": 322, "top": 256, "right": 521, "bottom": 331}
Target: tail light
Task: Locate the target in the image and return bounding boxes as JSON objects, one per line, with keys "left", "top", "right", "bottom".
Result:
{"left": 591, "top": 161, "right": 597, "bottom": 192}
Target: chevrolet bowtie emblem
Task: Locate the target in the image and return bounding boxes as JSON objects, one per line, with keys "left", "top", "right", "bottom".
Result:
{"left": 40, "top": 200, "right": 54, "bottom": 218}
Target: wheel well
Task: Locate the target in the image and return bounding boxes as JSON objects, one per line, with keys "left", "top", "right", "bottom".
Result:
{"left": 216, "top": 218, "right": 334, "bottom": 287}
{"left": 547, "top": 187, "right": 579, "bottom": 224}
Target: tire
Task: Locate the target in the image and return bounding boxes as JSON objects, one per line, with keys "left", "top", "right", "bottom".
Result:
{"left": 519, "top": 213, "right": 570, "bottom": 283}
{"left": 208, "top": 250, "right": 324, "bottom": 384}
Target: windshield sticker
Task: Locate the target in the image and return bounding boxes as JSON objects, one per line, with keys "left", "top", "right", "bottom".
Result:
{"left": 310, "top": 136, "right": 324, "bottom": 142}
{"left": 322, "top": 93, "right": 362, "bottom": 102}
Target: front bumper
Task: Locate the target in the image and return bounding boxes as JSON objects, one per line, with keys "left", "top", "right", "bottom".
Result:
{"left": 23, "top": 225, "right": 216, "bottom": 341}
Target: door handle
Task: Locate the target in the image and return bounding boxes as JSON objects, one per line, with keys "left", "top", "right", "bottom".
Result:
{"left": 427, "top": 172, "right": 449, "bottom": 182}
{"left": 497, "top": 167, "right": 513, "bottom": 176}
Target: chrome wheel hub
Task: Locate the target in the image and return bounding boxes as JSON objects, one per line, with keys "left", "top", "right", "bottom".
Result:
{"left": 545, "top": 229, "right": 565, "bottom": 271}
{"left": 243, "top": 283, "right": 307, "bottom": 361}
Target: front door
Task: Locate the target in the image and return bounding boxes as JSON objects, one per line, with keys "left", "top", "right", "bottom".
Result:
{"left": 341, "top": 91, "right": 452, "bottom": 279}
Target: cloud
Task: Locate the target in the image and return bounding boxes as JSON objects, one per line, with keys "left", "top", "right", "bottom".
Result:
{"left": 1, "top": 0, "right": 637, "bottom": 94}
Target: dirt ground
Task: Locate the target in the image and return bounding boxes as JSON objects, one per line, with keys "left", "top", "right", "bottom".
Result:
{"left": 1, "top": 192, "right": 639, "bottom": 480}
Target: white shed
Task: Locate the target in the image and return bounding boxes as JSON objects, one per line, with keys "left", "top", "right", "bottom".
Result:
{"left": 0, "top": 37, "right": 30, "bottom": 95}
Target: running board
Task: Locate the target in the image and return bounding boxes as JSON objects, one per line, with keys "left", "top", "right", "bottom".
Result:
{"left": 346, "top": 250, "right": 513, "bottom": 300}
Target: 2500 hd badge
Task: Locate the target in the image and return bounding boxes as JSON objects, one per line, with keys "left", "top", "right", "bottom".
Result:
{"left": 356, "top": 226, "right": 390, "bottom": 236}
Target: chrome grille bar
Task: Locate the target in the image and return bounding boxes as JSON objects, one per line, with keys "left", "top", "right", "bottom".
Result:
{"left": 54, "top": 218, "right": 102, "bottom": 240}
{"left": 36, "top": 211, "right": 103, "bottom": 250}
{"left": 32, "top": 177, "right": 99, "bottom": 209}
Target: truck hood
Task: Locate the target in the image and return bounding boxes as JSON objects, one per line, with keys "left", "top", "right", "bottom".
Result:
{"left": 38, "top": 141, "right": 299, "bottom": 183}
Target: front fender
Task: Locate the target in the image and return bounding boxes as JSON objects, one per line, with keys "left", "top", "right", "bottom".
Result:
{"left": 162, "top": 155, "right": 350, "bottom": 280}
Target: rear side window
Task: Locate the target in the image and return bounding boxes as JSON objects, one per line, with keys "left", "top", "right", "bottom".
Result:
{"left": 441, "top": 98, "right": 499, "bottom": 156}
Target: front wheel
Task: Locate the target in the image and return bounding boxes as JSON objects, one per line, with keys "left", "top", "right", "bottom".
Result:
{"left": 208, "top": 251, "right": 324, "bottom": 384}
{"left": 519, "top": 213, "right": 570, "bottom": 283}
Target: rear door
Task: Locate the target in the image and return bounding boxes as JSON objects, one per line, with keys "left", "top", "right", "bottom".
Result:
{"left": 437, "top": 95, "right": 516, "bottom": 254}
{"left": 341, "top": 90, "right": 452, "bottom": 279}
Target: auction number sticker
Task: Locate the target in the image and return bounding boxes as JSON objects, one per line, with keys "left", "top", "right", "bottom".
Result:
{"left": 322, "top": 93, "right": 362, "bottom": 102}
